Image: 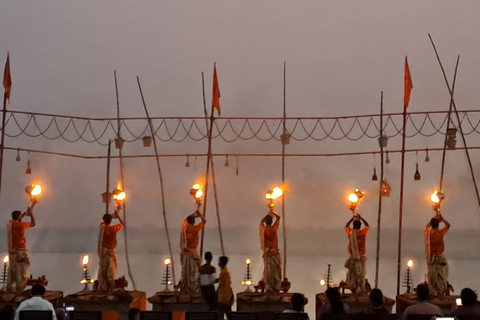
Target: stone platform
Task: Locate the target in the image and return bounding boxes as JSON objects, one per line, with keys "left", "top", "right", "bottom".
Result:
{"left": 63, "top": 290, "right": 146, "bottom": 320}
{"left": 396, "top": 293, "right": 458, "bottom": 316}
{"left": 315, "top": 292, "right": 395, "bottom": 316}
{"left": 0, "top": 290, "right": 63, "bottom": 309}
{"left": 236, "top": 292, "right": 308, "bottom": 320}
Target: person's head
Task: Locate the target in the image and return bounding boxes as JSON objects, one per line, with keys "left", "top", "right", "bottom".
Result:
{"left": 204, "top": 251, "right": 213, "bottom": 263}
{"left": 31, "top": 284, "right": 46, "bottom": 297}
{"left": 128, "top": 308, "right": 140, "bottom": 320}
{"left": 460, "top": 288, "right": 478, "bottom": 306}
{"left": 369, "top": 288, "right": 384, "bottom": 307}
{"left": 11, "top": 210, "right": 21, "bottom": 221}
{"left": 353, "top": 220, "right": 362, "bottom": 230}
{"left": 264, "top": 215, "right": 273, "bottom": 226}
{"left": 325, "top": 288, "right": 344, "bottom": 313}
{"left": 290, "top": 293, "right": 305, "bottom": 312}
{"left": 218, "top": 256, "right": 229, "bottom": 268}
{"left": 430, "top": 218, "right": 440, "bottom": 229}
{"left": 103, "top": 214, "right": 112, "bottom": 225}
{"left": 187, "top": 215, "right": 195, "bottom": 225}
{"left": 55, "top": 308, "right": 66, "bottom": 320}
{"left": 416, "top": 284, "right": 430, "bottom": 301}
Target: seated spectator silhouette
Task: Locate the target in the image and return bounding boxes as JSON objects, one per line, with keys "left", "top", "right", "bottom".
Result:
{"left": 452, "top": 288, "right": 480, "bottom": 320}
{"left": 362, "top": 288, "right": 389, "bottom": 315}
{"left": 316, "top": 288, "right": 349, "bottom": 320}
{"left": 401, "top": 284, "right": 442, "bottom": 320}
{"left": 14, "top": 285, "right": 57, "bottom": 320}
{"left": 283, "top": 293, "right": 309, "bottom": 319}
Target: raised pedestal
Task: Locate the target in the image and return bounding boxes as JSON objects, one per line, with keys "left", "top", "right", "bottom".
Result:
{"left": 0, "top": 290, "right": 63, "bottom": 309}
{"left": 236, "top": 292, "right": 307, "bottom": 320}
{"left": 315, "top": 292, "right": 395, "bottom": 316}
{"left": 148, "top": 292, "right": 208, "bottom": 320}
{"left": 396, "top": 294, "right": 458, "bottom": 317}
{"left": 63, "top": 290, "right": 146, "bottom": 320}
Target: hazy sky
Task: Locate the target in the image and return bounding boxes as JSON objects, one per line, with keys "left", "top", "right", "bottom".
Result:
{"left": 1, "top": 0, "right": 480, "bottom": 303}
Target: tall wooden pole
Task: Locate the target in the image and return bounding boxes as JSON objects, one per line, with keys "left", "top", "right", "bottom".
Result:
{"left": 200, "top": 72, "right": 225, "bottom": 256}
{"left": 105, "top": 140, "right": 111, "bottom": 215}
{"left": 137, "top": 76, "right": 176, "bottom": 286}
{"left": 199, "top": 64, "right": 217, "bottom": 257}
{"left": 281, "top": 61, "right": 287, "bottom": 278}
{"left": 0, "top": 92, "right": 7, "bottom": 205}
{"left": 114, "top": 71, "right": 136, "bottom": 290}
{"left": 396, "top": 105, "right": 407, "bottom": 295}
{"left": 374, "top": 92, "right": 384, "bottom": 288}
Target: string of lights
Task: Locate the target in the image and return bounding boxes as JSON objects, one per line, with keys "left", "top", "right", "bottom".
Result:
{"left": 4, "top": 110, "right": 480, "bottom": 146}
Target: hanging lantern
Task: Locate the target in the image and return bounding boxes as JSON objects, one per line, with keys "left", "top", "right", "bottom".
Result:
{"left": 26, "top": 160, "right": 32, "bottom": 175}
{"left": 225, "top": 154, "right": 229, "bottom": 167}
{"left": 446, "top": 128, "right": 457, "bottom": 149}
{"left": 425, "top": 149, "right": 430, "bottom": 162}
{"left": 280, "top": 132, "right": 291, "bottom": 145}
{"left": 142, "top": 136, "right": 152, "bottom": 147}
{"left": 185, "top": 154, "right": 190, "bottom": 167}
{"left": 385, "top": 151, "right": 390, "bottom": 164}
{"left": 414, "top": 163, "right": 421, "bottom": 180}
{"left": 371, "top": 167, "right": 378, "bottom": 181}
{"left": 115, "top": 137, "right": 125, "bottom": 150}
{"left": 16, "top": 148, "right": 21, "bottom": 162}
{"left": 377, "top": 136, "right": 388, "bottom": 148}
{"left": 381, "top": 180, "right": 391, "bottom": 197}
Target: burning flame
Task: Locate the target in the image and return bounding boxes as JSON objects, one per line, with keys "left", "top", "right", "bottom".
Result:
{"left": 31, "top": 184, "right": 42, "bottom": 196}
{"left": 164, "top": 258, "right": 171, "bottom": 265}
{"left": 3, "top": 255, "right": 8, "bottom": 264}
{"left": 245, "top": 258, "right": 251, "bottom": 265}
{"left": 113, "top": 184, "right": 127, "bottom": 201}
{"left": 266, "top": 187, "right": 283, "bottom": 200}
{"left": 192, "top": 184, "right": 203, "bottom": 199}
{"left": 82, "top": 255, "right": 89, "bottom": 265}
{"left": 456, "top": 298, "right": 462, "bottom": 306}
{"left": 431, "top": 191, "right": 440, "bottom": 203}
{"left": 320, "top": 279, "right": 326, "bottom": 286}
{"left": 407, "top": 259, "right": 414, "bottom": 268}
{"left": 348, "top": 189, "right": 364, "bottom": 203}
{"left": 245, "top": 280, "right": 252, "bottom": 286}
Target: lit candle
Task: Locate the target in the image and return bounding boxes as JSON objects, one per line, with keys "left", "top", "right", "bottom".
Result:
{"left": 2, "top": 255, "right": 8, "bottom": 284}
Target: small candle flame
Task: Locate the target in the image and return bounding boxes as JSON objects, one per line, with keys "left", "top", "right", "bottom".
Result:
{"left": 164, "top": 258, "right": 171, "bottom": 265}
{"left": 320, "top": 279, "right": 326, "bottom": 286}
{"left": 82, "top": 255, "right": 89, "bottom": 265}
{"left": 245, "top": 258, "right": 251, "bottom": 265}
{"left": 407, "top": 259, "right": 414, "bottom": 268}
{"left": 3, "top": 255, "right": 8, "bottom": 263}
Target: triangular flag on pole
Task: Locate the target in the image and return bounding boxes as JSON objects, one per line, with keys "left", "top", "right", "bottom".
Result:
{"left": 404, "top": 56, "right": 413, "bottom": 109}
{"left": 3, "top": 54, "right": 12, "bottom": 101}
{"left": 212, "top": 63, "right": 221, "bottom": 116}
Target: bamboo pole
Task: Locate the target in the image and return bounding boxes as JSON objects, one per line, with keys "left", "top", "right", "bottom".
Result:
{"left": 396, "top": 102, "right": 407, "bottom": 295}
{"left": 199, "top": 64, "right": 217, "bottom": 257}
{"left": 105, "top": 140, "right": 111, "bottom": 215}
{"left": 200, "top": 72, "right": 225, "bottom": 256}
{"left": 114, "top": 71, "right": 136, "bottom": 290}
{"left": 136, "top": 76, "right": 176, "bottom": 286}
{"left": 281, "top": 61, "right": 287, "bottom": 279}
{"left": 374, "top": 91, "right": 384, "bottom": 288}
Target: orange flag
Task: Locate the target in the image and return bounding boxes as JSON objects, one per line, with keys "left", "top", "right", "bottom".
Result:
{"left": 212, "top": 63, "right": 221, "bottom": 116}
{"left": 404, "top": 56, "right": 413, "bottom": 109}
{"left": 3, "top": 54, "right": 12, "bottom": 101}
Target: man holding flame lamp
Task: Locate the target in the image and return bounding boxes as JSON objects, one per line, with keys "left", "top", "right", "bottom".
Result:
{"left": 97, "top": 187, "right": 125, "bottom": 292}
{"left": 344, "top": 189, "right": 369, "bottom": 294}
{"left": 6, "top": 184, "right": 41, "bottom": 292}
{"left": 260, "top": 187, "right": 283, "bottom": 293}
{"left": 424, "top": 190, "right": 450, "bottom": 297}
{"left": 180, "top": 184, "right": 206, "bottom": 293}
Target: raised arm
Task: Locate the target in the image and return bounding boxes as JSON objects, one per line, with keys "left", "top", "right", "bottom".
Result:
{"left": 26, "top": 205, "right": 36, "bottom": 227}
{"left": 269, "top": 209, "right": 280, "bottom": 221}
{"left": 114, "top": 210, "right": 124, "bottom": 225}
{"left": 358, "top": 214, "right": 369, "bottom": 227}
{"left": 345, "top": 217, "right": 354, "bottom": 228}
{"left": 195, "top": 210, "right": 206, "bottom": 224}
{"left": 438, "top": 214, "right": 450, "bottom": 230}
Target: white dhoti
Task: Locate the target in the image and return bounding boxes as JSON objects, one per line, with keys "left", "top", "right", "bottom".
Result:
{"left": 263, "top": 254, "right": 281, "bottom": 292}
{"left": 427, "top": 254, "right": 448, "bottom": 297}
{"left": 7, "top": 250, "right": 30, "bottom": 293}
{"left": 97, "top": 247, "right": 118, "bottom": 292}
{"left": 180, "top": 251, "right": 201, "bottom": 293}
{"left": 345, "top": 256, "right": 366, "bottom": 293}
